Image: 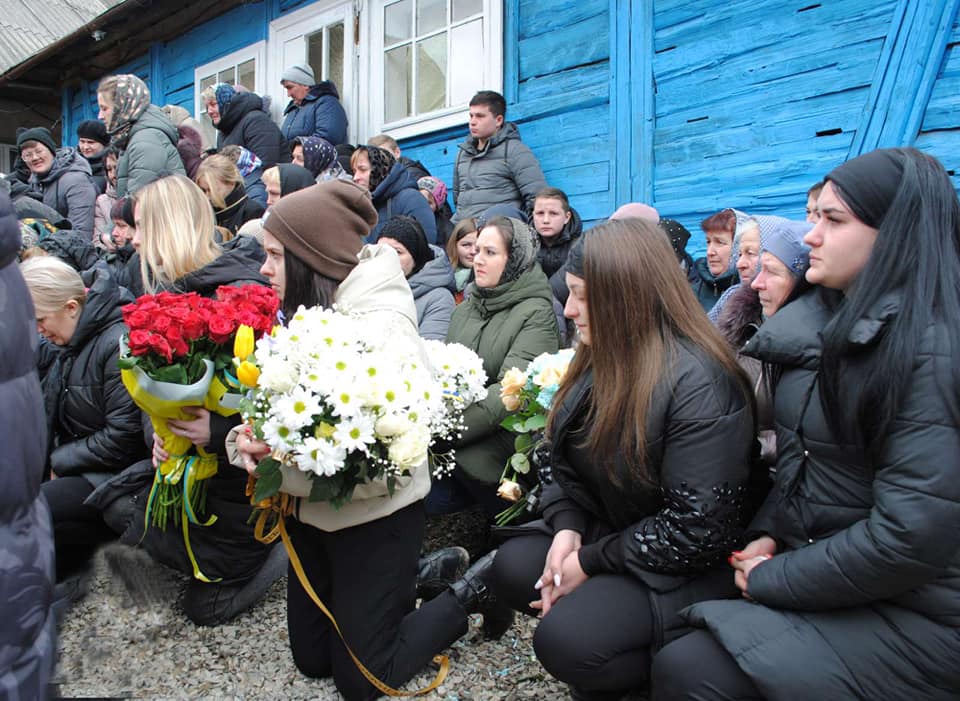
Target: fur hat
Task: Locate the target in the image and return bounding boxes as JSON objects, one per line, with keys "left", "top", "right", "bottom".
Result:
{"left": 281, "top": 64, "right": 315, "bottom": 87}
{"left": 262, "top": 180, "right": 377, "bottom": 281}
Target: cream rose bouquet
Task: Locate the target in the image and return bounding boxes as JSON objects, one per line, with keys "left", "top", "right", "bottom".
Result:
{"left": 239, "top": 305, "right": 449, "bottom": 508}
{"left": 495, "top": 349, "right": 575, "bottom": 525}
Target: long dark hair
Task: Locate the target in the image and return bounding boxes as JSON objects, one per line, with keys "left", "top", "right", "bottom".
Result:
{"left": 548, "top": 219, "right": 753, "bottom": 484}
{"left": 281, "top": 246, "right": 340, "bottom": 320}
{"left": 819, "top": 148, "right": 960, "bottom": 459}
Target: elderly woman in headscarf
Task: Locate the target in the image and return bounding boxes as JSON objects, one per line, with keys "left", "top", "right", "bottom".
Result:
{"left": 201, "top": 83, "right": 285, "bottom": 169}
{"left": 427, "top": 215, "right": 560, "bottom": 518}
{"left": 290, "top": 135, "right": 350, "bottom": 183}
{"left": 97, "top": 74, "right": 185, "bottom": 197}
{"left": 351, "top": 145, "right": 438, "bottom": 244}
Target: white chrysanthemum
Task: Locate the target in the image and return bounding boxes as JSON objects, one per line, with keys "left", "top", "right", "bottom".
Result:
{"left": 274, "top": 386, "right": 323, "bottom": 429}
{"left": 334, "top": 413, "right": 376, "bottom": 453}
{"left": 261, "top": 415, "right": 300, "bottom": 451}
{"left": 295, "top": 436, "right": 346, "bottom": 477}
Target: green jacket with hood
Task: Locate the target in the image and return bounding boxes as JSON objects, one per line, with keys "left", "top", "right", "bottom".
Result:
{"left": 116, "top": 104, "right": 186, "bottom": 197}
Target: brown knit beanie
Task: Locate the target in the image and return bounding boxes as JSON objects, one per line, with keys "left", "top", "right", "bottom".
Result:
{"left": 262, "top": 179, "right": 378, "bottom": 281}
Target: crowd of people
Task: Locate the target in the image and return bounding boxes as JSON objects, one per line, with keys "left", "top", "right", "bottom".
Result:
{"left": 2, "top": 65, "right": 959, "bottom": 701}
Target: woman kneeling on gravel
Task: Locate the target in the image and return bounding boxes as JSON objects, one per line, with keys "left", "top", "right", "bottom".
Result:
{"left": 232, "top": 179, "right": 505, "bottom": 701}
{"left": 490, "top": 218, "right": 760, "bottom": 701}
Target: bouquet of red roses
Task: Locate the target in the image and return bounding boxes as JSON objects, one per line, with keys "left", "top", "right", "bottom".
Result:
{"left": 119, "top": 285, "right": 278, "bottom": 580}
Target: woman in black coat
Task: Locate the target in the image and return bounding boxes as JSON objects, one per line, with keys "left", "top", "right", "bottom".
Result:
{"left": 203, "top": 83, "right": 285, "bottom": 169}
{"left": 90, "top": 174, "right": 284, "bottom": 627}
{"left": 489, "top": 218, "right": 757, "bottom": 701}
{"left": 20, "top": 257, "right": 147, "bottom": 582}
{"left": 195, "top": 154, "right": 265, "bottom": 236}
{"left": 653, "top": 148, "right": 960, "bottom": 701}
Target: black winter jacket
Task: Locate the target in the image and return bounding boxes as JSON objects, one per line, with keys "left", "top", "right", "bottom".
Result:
{"left": 214, "top": 183, "right": 265, "bottom": 236}
{"left": 0, "top": 189, "right": 55, "bottom": 700}
{"left": 536, "top": 206, "right": 583, "bottom": 305}
{"left": 216, "top": 93, "right": 286, "bottom": 169}
{"left": 38, "top": 266, "right": 146, "bottom": 482}
{"left": 129, "top": 236, "right": 272, "bottom": 584}
{"left": 688, "top": 257, "right": 738, "bottom": 312}
{"left": 535, "top": 340, "right": 755, "bottom": 648}
{"left": 686, "top": 289, "right": 960, "bottom": 700}
{"left": 368, "top": 163, "right": 438, "bottom": 244}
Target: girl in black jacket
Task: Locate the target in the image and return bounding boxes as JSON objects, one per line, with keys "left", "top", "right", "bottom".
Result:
{"left": 653, "top": 149, "right": 960, "bottom": 700}
{"left": 489, "top": 218, "right": 757, "bottom": 701}
{"left": 20, "top": 257, "right": 147, "bottom": 582}
{"left": 195, "top": 155, "right": 265, "bottom": 237}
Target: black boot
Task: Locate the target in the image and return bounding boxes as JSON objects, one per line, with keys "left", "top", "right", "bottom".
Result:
{"left": 416, "top": 546, "right": 470, "bottom": 601}
{"left": 449, "top": 549, "right": 515, "bottom": 640}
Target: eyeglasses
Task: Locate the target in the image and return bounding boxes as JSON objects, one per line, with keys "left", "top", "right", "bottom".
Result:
{"left": 21, "top": 148, "right": 50, "bottom": 160}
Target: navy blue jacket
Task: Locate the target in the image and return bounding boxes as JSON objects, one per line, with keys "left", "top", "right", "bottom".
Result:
{"left": 280, "top": 82, "right": 348, "bottom": 147}
{"left": 367, "top": 163, "right": 438, "bottom": 244}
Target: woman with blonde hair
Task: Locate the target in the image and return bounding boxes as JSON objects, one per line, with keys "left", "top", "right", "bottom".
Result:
{"left": 95, "top": 173, "right": 285, "bottom": 626}
{"left": 20, "top": 256, "right": 145, "bottom": 601}
{"left": 489, "top": 218, "right": 758, "bottom": 701}
{"left": 195, "top": 154, "right": 265, "bottom": 236}
{"left": 445, "top": 217, "right": 478, "bottom": 303}
{"left": 97, "top": 74, "right": 185, "bottom": 197}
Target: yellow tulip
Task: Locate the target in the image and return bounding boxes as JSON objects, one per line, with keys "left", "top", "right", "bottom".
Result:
{"left": 234, "top": 325, "right": 255, "bottom": 360}
{"left": 236, "top": 360, "right": 261, "bottom": 388}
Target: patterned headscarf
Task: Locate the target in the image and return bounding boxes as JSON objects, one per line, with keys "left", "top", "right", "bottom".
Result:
{"left": 417, "top": 176, "right": 447, "bottom": 210}
{"left": 359, "top": 146, "right": 396, "bottom": 192}
{"left": 480, "top": 216, "right": 539, "bottom": 290}
{"left": 234, "top": 146, "right": 262, "bottom": 177}
{"left": 105, "top": 74, "right": 151, "bottom": 146}
{"left": 215, "top": 83, "right": 236, "bottom": 119}
{"left": 295, "top": 136, "right": 338, "bottom": 178}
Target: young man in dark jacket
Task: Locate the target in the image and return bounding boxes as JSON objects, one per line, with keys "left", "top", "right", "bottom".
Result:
{"left": 452, "top": 91, "right": 547, "bottom": 224}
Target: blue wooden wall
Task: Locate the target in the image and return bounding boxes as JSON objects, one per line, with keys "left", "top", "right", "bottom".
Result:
{"left": 59, "top": 0, "right": 960, "bottom": 259}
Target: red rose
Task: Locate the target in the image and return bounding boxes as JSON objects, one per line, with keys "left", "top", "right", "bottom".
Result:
{"left": 127, "top": 329, "right": 154, "bottom": 356}
{"left": 181, "top": 312, "right": 207, "bottom": 340}
{"left": 147, "top": 333, "right": 173, "bottom": 363}
{"left": 208, "top": 315, "right": 236, "bottom": 344}
{"left": 151, "top": 313, "right": 172, "bottom": 333}
{"left": 125, "top": 309, "right": 152, "bottom": 331}
{"left": 165, "top": 327, "right": 189, "bottom": 358}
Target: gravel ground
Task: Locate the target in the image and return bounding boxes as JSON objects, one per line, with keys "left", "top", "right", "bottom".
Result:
{"left": 53, "top": 510, "right": 581, "bottom": 700}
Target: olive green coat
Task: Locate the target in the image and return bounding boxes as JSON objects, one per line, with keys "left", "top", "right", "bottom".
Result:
{"left": 445, "top": 264, "right": 560, "bottom": 483}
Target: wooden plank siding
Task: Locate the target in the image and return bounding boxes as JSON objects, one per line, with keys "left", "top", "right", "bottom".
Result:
{"left": 53, "top": 0, "right": 960, "bottom": 260}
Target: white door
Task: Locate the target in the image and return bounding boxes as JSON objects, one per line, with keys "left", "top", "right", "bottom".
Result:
{"left": 268, "top": 1, "right": 357, "bottom": 140}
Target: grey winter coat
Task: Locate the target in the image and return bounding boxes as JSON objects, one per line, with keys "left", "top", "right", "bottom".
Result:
{"left": 0, "top": 189, "right": 56, "bottom": 700}
{"left": 452, "top": 122, "right": 547, "bottom": 223}
{"left": 28, "top": 147, "right": 97, "bottom": 240}
{"left": 407, "top": 246, "right": 456, "bottom": 341}
{"left": 116, "top": 104, "right": 186, "bottom": 197}
{"left": 685, "top": 289, "right": 960, "bottom": 700}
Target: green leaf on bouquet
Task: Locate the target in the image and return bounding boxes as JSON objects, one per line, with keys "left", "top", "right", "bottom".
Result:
{"left": 118, "top": 354, "right": 138, "bottom": 370}
{"left": 309, "top": 477, "right": 338, "bottom": 503}
{"left": 510, "top": 453, "right": 531, "bottom": 474}
{"left": 255, "top": 456, "right": 280, "bottom": 477}
{"left": 501, "top": 414, "right": 530, "bottom": 432}
{"left": 253, "top": 465, "right": 282, "bottom": 502}
{"left": 522, "top": 414, "right": 547, "bottom": 432}
{"left": 514, "top": 432, "right": 535, "bottom": 453}
{"left": 151, "top": 363, "right": 189, "bottom": 385}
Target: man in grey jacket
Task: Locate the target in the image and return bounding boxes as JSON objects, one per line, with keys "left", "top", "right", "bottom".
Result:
{"left": 452, "top": 91, "right": 547, "bottom": 224}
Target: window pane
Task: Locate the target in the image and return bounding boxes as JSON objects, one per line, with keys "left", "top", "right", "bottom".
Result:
{"left": 416, "top": 33, "right": 446, "bottom": 114}
{"left": 238, "top": 59, "right": 256, "bottom": 91}
{"left": 217, "top": 68, "right": 235, "bottom": 85}
{"left": 307, "top": 31, "right": 324, "bottom": 83}
{"left": 385, "top": 45, "right": 412, "bottom": 122}
{"left": 384, "top": 0, "right": 412, "bottom": 45}
{"left": 452, "top": 0, "right": 482, "bottom": 22}
{"left": 449, "top": 18, "right": 482, "bottom": 105}
{"left": 417, "top": 0, "right": 446, "bottom": 36}
{"left": 329, "top": 22, "right": 345, "bottom": 91}
{"left": 200, "top": 75, "right": 216, "bottom": 91}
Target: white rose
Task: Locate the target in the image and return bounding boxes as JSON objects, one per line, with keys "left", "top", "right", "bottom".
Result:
{"left": 388, "top": 425, "right": 430, "bottom": 469}
{"left": 375, "top": 412, "right": 412, "bottom": 437}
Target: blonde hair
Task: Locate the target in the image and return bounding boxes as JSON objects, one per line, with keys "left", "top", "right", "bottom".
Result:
{"left": 368, "top": 134, "right": 399, "bottom": 152}
{"left": 133, "top": 175, "right": 221, "bottom": 293}
{"left": 20, "top": 257, "right": 87, "bottom": 315}
{"left": 200, "top": 85, "right": 217, "bottom": 105}
{"left": 195, "top": 154, "right": 243, "bottom": 209}
{"left": 262, "top": 165, "right": 280, "bottom": 189}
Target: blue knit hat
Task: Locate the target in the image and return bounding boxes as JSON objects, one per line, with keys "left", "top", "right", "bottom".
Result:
{"left": 762, "top": 220, "right": 813, "bottom": 276}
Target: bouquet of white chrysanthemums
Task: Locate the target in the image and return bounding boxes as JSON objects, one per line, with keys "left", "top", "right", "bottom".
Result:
{"left": 239, "top": 306, "right": 486, "bottom": 508}
{"left": 423, "top": 340, "right": 489, "bottom": 452}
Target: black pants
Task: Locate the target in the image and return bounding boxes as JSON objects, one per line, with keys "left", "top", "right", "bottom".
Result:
{"left": 651, "top": 630, "right": 763, "bottom": 700}
{"left": 41, "top": 476, "right": 116, "bottom": 580}
{"left": 285, "top": 501, "right": 469, "bottom": 701}
{"left": 491, "top": 534, "right": 655, "bottom": 696}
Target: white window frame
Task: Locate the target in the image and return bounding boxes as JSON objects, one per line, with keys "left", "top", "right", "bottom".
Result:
{"left": 193, "top": 41, "right": 268, "bottom": 129}
{"left": 0, "top": 143, "right": 18, "bottom": 174}
{"left": 365, "top": 0, "right": 502, "bottom": 140}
